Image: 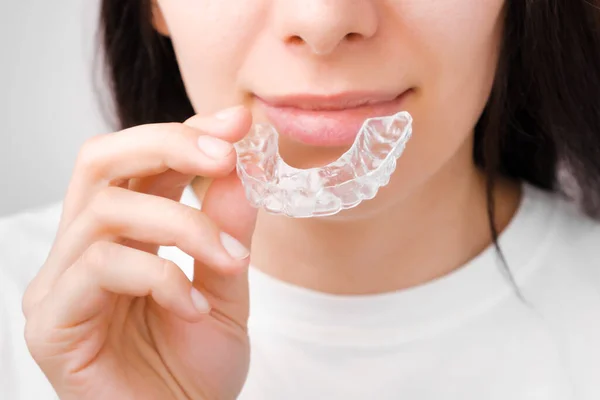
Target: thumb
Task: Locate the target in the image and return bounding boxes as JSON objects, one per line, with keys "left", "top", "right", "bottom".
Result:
{"left": 201, "top": 170, "right": 258, "bottom": 251}
{"left": 192, "top": 170, "right": 258, "bottom": 315}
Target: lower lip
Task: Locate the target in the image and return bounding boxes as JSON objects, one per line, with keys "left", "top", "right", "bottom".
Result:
{"left": 257, "top": 90, "right": 413, "bottom": 147}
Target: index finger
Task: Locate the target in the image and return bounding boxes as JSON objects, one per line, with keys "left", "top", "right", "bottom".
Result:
{"left": 59, "top": 107, "right": 252, "bottom": 235}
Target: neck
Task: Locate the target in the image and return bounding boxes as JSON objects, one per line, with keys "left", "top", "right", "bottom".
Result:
{"left": 248, "top": 156, "right": 521, "bottom": 296}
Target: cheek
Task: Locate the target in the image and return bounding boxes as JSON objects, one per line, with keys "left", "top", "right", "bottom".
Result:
{"left": 158, "top": 1, "right": 265, "bottom": 113}
{"left": 398, "top": 2, "right": 504, "bottom": 170}
{"left": 413, "top": 1, "right": 504, "bottom": 104}
{"left": 373, "top": 1, "right": 504, "bottom": 201}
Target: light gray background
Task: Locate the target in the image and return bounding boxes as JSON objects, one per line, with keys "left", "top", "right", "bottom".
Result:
{"left": 0, "top": 0, "right": 110, "bottom": 217}
{"left": 0, "top": 2, "right": 584, "bottom": 219}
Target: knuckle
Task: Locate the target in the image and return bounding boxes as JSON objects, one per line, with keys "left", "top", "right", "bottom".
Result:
{"left": 179, "top": 203, "right": 202, "bottom": 223}
{"left": 142, "top": 123, "right": 188, "bottom": 170}
{"left": 76, "top": 135, "right": 108, "bottom": 178}
{"left": 80, "top": 241, "right": 114, "bottom": 272}
{"left": 94, "top": 185, "right": 122, "bottom": 205}
{"left": 179, "top": 206, "right": 214, "bottom": 239}
{"left": 23, "top": 310, "right": 52, "bottom": 360}
{"left": 21, "top": 283, "right": 39, "bottom": 318}
{"left": 23, "top": 313, "right": 43, "bottom": 346}
{"left": 23, "top": 317, "right": 41, "bottom": 352}
{"left": 161, "top": 123, "right": 194, "bottom": 158}
{"left": 157, "top": 258, "right": 183, "bottom": 287}
{"left": 22, "top": 264, "right": 51, "bottom": 318}
{"left": 24, "top": 318, "right": 64, "bottom": 363}
{"left": 163, "top": 122, "right": 189, "bottom": 138}
{"left": 150, "top": 122, "right": 188, "bottom": 147}
{"left": 86, "top": 187, "right": 122, "bottom": 224}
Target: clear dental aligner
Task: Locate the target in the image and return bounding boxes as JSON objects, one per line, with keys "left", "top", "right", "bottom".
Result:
{"left": 234, "top": 111, "right": 413, "bottom": 218}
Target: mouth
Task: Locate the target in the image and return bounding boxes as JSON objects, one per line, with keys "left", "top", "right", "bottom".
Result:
{"left": 254, "top": 89, "right": 414, "bottom": 147}
{"left": 234, "top": 111, "right": 414, "bottom": 218}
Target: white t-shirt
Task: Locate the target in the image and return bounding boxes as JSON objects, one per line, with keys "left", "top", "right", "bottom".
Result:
{"left": 1, "top": 184, "right": 600, "bottom": 399}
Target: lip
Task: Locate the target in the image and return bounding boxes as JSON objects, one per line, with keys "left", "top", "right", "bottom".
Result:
{"left": 255, "top": 90, "right": 413, "bottom": 146}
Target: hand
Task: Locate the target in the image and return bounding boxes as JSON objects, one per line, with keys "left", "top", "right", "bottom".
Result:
{"left": 22, "top": 106, "right": 258, "bottom": 400}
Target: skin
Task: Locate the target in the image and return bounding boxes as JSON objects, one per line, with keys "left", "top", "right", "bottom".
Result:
{"left": 23, "top": 0, "right": 520, "bottom": 399}
{"left": 158, "top": 0, "right": 519, "bottom": 293}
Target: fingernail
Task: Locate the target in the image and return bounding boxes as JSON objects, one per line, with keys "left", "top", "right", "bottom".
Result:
{"left": 191, "top": 287, "right": 211, "bottom": 313}
{"left": 220, "top": 231, "right": 250, "bottom": 260}
{"left": 197, "top": 135, "right": 233, "bottom": 159}
{"left": 215, "top": 105, "right": 243, "bottom": 120}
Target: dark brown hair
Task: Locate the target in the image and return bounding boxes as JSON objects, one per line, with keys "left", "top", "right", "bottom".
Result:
{"left": 98, "top": 0, "right": 600, "bottom": 225}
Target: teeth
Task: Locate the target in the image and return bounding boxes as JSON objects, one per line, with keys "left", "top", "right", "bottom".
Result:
{"left": 234, "top": 111, "right": 413, "bottom": 218}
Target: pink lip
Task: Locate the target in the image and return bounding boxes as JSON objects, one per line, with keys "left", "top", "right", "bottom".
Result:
{"left": 255, "top": 90, "right": 412, "bottom": 146}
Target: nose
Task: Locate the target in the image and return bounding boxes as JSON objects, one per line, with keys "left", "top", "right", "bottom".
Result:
{"left": 275, "top": 0, "right": 379, "bottom": 55}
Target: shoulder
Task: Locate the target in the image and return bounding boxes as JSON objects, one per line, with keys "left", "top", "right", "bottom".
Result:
{"left": 0, "top": 203, "right": 62, "bottom": 398}
{"left": 517, "top": 184, "right": 600, "bottom": 313}
{"left": 502, "top": 184, "right": 600, "bottom": 311}
{"left": 0, "top": 201, "right": 63, "bottom": 315}
{"left": 517, "top": 184, "right": 599, "bottom": 258}
{"left": 517, "top": 187, "right": 600, "bottom": 387}
{"left": 0, "top": 202, "right": 63, "bottom": 289}
{"left": 533, "top": 191, "right": 600, "bottom": 303}
{"left": 534, "top": 186, "right": 600, "bottom": 274}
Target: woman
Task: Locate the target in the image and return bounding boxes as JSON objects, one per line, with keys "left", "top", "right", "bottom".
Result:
{"left": 2, "top": 0, "right": 600, "bottom": 398}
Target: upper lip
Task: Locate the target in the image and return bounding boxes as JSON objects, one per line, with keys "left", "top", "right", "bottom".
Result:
{"left": 256, "top": 91, "right": 406, "bottom": 111}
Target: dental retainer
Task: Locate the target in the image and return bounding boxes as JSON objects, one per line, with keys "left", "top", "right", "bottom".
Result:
{"left": 234, "top": 111, "right": 413, "bottom": 218}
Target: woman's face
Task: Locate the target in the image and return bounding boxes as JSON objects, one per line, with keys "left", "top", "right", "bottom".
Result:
{"left": 155, "top": 0, "right": 505, "bottom": 214}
